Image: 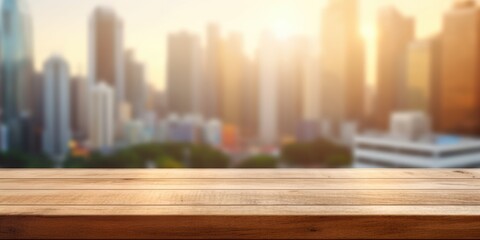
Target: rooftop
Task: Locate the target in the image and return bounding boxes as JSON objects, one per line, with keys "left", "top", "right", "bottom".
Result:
{"left": 356, "top": 132, "right": 480, "bottom": 152}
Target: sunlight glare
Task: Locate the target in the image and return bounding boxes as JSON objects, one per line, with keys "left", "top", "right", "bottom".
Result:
{"left": 272, "top": 20, "right": 295, "bottom": 40}
{"left": 361, "top": 25, "right": 376, "bottom": 41}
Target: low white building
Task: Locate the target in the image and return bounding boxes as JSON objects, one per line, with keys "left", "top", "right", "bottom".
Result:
{"left": 354, "top": 112, "right": 480, "bottom": 168}
{"left": 354, "top": 134, "right": 480, "bottom": 168}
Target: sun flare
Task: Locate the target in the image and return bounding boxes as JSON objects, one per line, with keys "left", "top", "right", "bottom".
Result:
{"left": 272, "top": 20, "right": 295, "bottom": 40}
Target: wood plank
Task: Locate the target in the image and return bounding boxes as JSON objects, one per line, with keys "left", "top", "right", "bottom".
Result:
{"left": 3, "top": 170, "right": 480, "bottom": 239}
{"left": 1, "top": 169, "right": 480, "bottom": 179}
{"left": 2, "top": 215, "right": 480, "bottom": 239}
{"left": 3, "top": 205, "right": 480, "bottom": 216}
{"left": 2, "top": 189, "right": 480, "bottom": 205}
{"left": 2, "top": 178, "right": 480, "bottom": 190}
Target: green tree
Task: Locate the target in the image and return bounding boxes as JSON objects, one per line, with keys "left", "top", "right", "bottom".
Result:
{"left": 281, "top": 138, "right": 352, "bottom": 168}
{"left": 237, "top": 155, "right": 278, "bottom": 168}
{"left": 155, "top": 155, "right": 183, "bottom": 168}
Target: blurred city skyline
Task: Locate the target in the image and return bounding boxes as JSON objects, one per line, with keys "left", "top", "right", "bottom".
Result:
{"left": 30, "top": 0, "right": 455, "bottom": 90}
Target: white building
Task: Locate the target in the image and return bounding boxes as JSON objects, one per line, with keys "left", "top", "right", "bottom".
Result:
{"left": 89, "top": 82, "right": 114, "bottom": 150}
{"left": 123, "top": 120, "right": 145, "bottom": 146}
{"left": 88, "top": 7, "right": 124, "bottom": 139}
{"left": 354, "top": 112, "right": 480, "bottom": 168}
{"left": 204, "top": 118, "right": 222, "bottom": 147}
{"left": 258, "top": 32, "right": 280, "bottom": 146}
{"left": 42, "top": 56, "right": 71, "bottom": 163}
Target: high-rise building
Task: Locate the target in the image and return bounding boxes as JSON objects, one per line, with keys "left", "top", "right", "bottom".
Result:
{"left": 166, "top": 32, "right": 203, "bottom": 116}
{"left": 42, "top": 56, "right": 71, "bottom": 163}
{"left": 204, "top": 24, "right": 223, "bottom": 119}
{"left": 31, "top": 73, "right": 44, "bottom": 153}
{"left": 0, "top": 0, "right": 34, "bottom": 151}
{"left": 221, "top": 33, "right": 245, "bottom": 128}
{"left": 89, "top": 82, "right": 114, "bottom": 150}
{"left": 278, "top": 37, "right": 309, "bottom": 142}
{"left": 405, "top": 36, "right": 441, "bottom": 129}
{"left": 124, "top": 50, "right": 146, "bottom": 119}
{"left": 302, "top": 52, "right": 321, "bottom": 126}
{"left": 71, "top": 75, "right": 89, "bottom": 141}
{"left": 240, "top": 56, "right": 259, "bottom": 142}
{"left": 375, "top": 6, "right": 415, "bottom": 130}
{"left": 258, "top": 32, "right": 280, "bottom": 146}
{"left": 439, "top": 0, "right": 480, "bottom": 135}
{"left": 320, "top": 0, "right": 365, "bottom": 134}
{"left": 0, "top": 124, "right": 7, "bottom": 152}
{"left": 88, "top": 7, "right": 124, "bottom": 136}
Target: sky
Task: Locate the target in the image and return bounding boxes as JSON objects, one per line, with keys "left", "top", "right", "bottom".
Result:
{"left": 28, "top": 0, "right": 456, "bottom": 90}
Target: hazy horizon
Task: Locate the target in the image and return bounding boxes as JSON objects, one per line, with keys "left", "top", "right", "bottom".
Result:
{"left": 29, "top": 0, "right": 455, "bottom": 90}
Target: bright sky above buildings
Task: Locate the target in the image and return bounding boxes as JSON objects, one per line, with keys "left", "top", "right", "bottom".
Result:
{"left": 29, "top": 0, "right": 456, "bottom": 90}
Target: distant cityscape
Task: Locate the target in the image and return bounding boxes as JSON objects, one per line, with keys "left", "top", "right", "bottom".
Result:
{"left": 2, "top": 0, "right": 480, "bottom": 168}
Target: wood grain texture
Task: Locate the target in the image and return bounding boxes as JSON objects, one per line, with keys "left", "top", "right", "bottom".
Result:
{"left": 1, "top": 169, "right": 480, "bottom": 239}
{"left": 1, "top": 169, "right": 480, "bottom": 179}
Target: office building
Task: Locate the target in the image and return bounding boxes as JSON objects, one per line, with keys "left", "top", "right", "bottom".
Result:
{"left": 204, "top": 119, "right": 222, "bottom": 147}
{"left": 320, "top": 0, "right": 365, "bottom": 135}
{"left": 240, "top": 57, "right": 259, "bottom": 141}
{"left": 166, "top": 32, "right": 203, "bottom": 116}
{"left": 405, "top": 36, "right": 441, "bottom": 129}
{"left": 0, "top": 0, "right": 34, "bottom": 151}
{"left": 375, "top": 6, "right": 414, "bottom": 130}
{"left": 221, "top": 33, "right": 245, "bottom": 128}
{"left": 88, "top": 7, "right": 125, "bottom": 136}
{"left": 354, "top": 112, "right": 480, "bottom": 168}
{"left": 42, "top": 56, "right": 71, "bottom": 162}
{"left": 89, "top": 82, "right": 114, "bottom": 150}
{"left": 0, "top": 124, "right": 7, "bottom": 152}
{"left": 70, "top": 75, "right": 89, "bottom": 141}
{"left": 204, "top": 24, "right": 223, "bottom": 119}
{"left": 439, "top": 0, "right": 480, "bottom": 135}
{"left": 258, "top": 32, "right": 280, "bottom": 146}
{"left": 124, "top": 50, "right": 146, "bottom": 119}
{"left": 278, "top": 37, "right": 309, "bottom": 142}
{"left": 31, "top": 73, "right": 45, "bottom": 153}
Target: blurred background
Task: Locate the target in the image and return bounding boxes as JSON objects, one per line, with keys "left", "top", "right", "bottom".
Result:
{"left": 1, "top": 0, "right": 479, "bottom": 169}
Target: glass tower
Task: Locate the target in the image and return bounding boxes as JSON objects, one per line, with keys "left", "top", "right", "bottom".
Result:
{"left": 0, "top": 0, "right": 34, "bottom": 151}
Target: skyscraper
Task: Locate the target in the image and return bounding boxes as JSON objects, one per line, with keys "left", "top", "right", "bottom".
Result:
{"left": 439, "top": 0, "right": 480, "bottom": 134}
{"left": 89, "top": 82, "right": 114, "bottom": 150}
{"left": 375, "top": 6, "right": 414, "bottom": 130}
{"left": 0, "top": 0, "right": 34, "bottom": 151}
{"left": 70, "top": 74, "right": 89, "bottom": 141}
{"left": 278, "top": 37, "right": 309, "bottom": 142}
{"left": 124, "top": 50, "right": 146, "bottom": 120}
{"left": 166, "top": 32, "right": 203, "bottom": 116}
{"left": 220, "top": 33, "right": 245, "bottom": 128}
{"left": 405, "top": 36, "right": 441, "bottom": 129}
{"left": 204, "top": 24, "right": 223, "bottom": 119}
{"left": 320, "top": 0, "right": 365, "bottom": 135}
{"left": 258, "top": 32, "right": 280, "bottom": 146}
{"left": 240, "top": 56, "right": 259, "bottom": 142}
{"left": 42, "top": 56, "right": 71, "bottom": 163}
{"left": 88, "top": 7, "right": 124, "bottom": 136}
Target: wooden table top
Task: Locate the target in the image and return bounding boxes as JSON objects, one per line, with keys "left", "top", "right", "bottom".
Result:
{"left": 1, "top": 169, "right": 480, "bottom": 239}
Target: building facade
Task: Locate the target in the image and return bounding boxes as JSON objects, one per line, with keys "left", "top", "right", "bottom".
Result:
{"left": 258, "top": 32, "right": 280, "bottom": 146}
{"left": 124, "top": 50, "right": 146, "bottom": 120}
{"left": 89, "top": 82, "right": 114, "bottom": 150}
{"left": 405, "top": 36, "right": 441, "bottom": 130}
{"left": 88, "top": 7, "right": 124, "bottom": 138}
{"left": 166, "top": 32, "right": 203, "bottom": 116}
{"left": 320, "top": 0, "right": 365, "bottom": 135}
{"left": 439, "top": 0, "right": 480, "bottom": 135}
{"left": 42, "top": 56, "right": 71, "bottom": 163}
{"left": 375, "top": 6, "right": 415, "bottom": 130}
{"left": 0, "top": 0, "right": 34, "bottom": 151}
